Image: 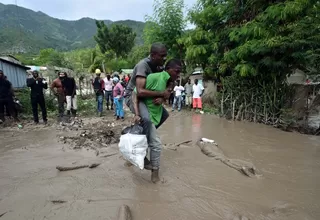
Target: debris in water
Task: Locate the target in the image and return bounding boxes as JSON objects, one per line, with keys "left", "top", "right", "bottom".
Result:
{"left": 201, "top": 137, "right": 217, "bottom": 145}
{"left": 0, "top": 212, "right": 7, "bottom": 218}
{"left": 197, "top": 140, "right": 261, "bottom": 178}
{"left": 56, "top": 163, "right": 101, "bottom": 171}
{"left": 51, "top": 200, "right": 67, "bottom": 204}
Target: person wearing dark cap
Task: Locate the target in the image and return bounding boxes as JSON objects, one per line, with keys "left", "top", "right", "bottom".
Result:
{"left": 27, "top": 70, "right": 48, "bottom": 124}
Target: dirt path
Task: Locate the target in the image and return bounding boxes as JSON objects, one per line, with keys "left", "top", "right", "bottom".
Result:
{"left": 0, "top": 113, "right": 319, "bottom": 219}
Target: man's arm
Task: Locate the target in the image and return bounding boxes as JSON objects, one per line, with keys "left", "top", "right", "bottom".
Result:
{"left": 72, "top": 78, "right": 76, "bottom": 96}
{"left": 136, "top": 76, "right": 170, "bottom": 99}
{"left": 42, "top": 78, "right": 48, "bottom": 89}
{"left": 50, "top": 80, "right": 57, "bottom": 95}
{"left": 132, "top": 92, "right": 139, "bottom": 116}
{"left": 131, "top": 92, "right": 141, "bottom": 124}
{"left": 200, "top": 85, "right": 205, "bottom": 96}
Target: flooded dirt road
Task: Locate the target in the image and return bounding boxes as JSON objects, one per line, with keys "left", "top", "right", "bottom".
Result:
{"left": 0, "top": 113, "right": 319, "bottom": 220}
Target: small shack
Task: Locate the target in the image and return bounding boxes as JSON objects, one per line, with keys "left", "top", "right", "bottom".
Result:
{"left": 0, "top": 55, "right": 30, "bottom": 88}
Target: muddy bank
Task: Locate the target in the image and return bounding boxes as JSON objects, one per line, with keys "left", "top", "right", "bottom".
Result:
{"left": 0, "top": 113, "right": 319, "bottom": 219}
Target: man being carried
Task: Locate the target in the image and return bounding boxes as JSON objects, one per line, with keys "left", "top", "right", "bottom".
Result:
{"left": 125, "top": 42, "right": 171, "bottom": 128}
{"left": 27, "top": 70, "right": 48, "bottom": 124}
{"left": 132, "top": 59, "right": 181, "bottom": 183}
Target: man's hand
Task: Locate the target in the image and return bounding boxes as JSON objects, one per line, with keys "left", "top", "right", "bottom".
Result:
{"left": 153, "top": 98, "right": 164, "bottom": 105}
{"left": 132, "top": 115, "right": 141, "bottom": 124}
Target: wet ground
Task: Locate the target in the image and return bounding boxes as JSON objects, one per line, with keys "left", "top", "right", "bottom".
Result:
{"left": 0, "top": 112, "right": 320, "bottom": 220}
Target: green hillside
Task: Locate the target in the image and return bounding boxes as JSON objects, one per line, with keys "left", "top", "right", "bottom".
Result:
{"left": 0, "top": 3, "right": 145, "bottom": 53}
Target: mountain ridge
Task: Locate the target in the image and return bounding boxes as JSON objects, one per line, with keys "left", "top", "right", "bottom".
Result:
{"left": 0, "top": 3, "right": 145, "bottom": 53}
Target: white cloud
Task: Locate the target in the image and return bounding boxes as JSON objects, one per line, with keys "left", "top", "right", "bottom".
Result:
{"left": 0, "top": 0, "right": 198, "bottom": 21}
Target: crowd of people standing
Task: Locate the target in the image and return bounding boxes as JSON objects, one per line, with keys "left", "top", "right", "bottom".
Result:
{"left": 92, "top": 69, "right": 131, "bottom": 119}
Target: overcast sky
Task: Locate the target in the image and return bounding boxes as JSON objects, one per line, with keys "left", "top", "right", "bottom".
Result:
{"left": 0, "top": 0, "right": 197, "bottom": 21}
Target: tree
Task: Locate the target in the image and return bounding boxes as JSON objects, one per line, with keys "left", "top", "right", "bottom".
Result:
{"left": 181, "top": 0, "right": 320, "bottom": 125}
{"left": 127, "top": 45, "right": 150, "bottom": 66}
{"left": 144, "top": 0, "right": 186, "bottom": 58}
{"left": 37, "top": 48, "right": 72, "bottom": 68}
{"left": 94, "top": 21, "right": 136, "bottom": 57}
{"left": 109, "top": 24, "right": 136, "bottom": 58}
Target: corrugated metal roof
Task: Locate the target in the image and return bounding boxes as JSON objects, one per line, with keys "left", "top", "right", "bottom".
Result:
{"left": 0, "top": 58, "right": 30, "bottom": 70}
{"left": 0, "top": 60, "right": 28, "bottom": 88}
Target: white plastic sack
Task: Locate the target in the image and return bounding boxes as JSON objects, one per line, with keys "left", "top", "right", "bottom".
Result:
{"left": 119, "top": 133, "right": 148, "bottom": 170}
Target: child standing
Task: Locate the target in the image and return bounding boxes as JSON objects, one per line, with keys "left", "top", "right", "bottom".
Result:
{"left": 113, "top": 77, "right": 124, "bottom": 120}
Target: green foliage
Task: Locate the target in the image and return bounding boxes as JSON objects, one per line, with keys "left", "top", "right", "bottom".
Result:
{"left": 127, "top": 45, "right": 150, "bottom": 66}
{"left": 181, "top": 0, "right": 320, "bottom": 126}
{"left": 37, "top": 49, "right": 72, "bottom": 68}
{"left": 144, "top": 0, "right": 186, "bottom": 58}
{"left": 182, "top": 0, "right": 320, "bottom": 78}
{"left": 94, "top": 21, "right": 136, "bottom": 58}
{"left": 15, "top": 89, "right": 56, "bottom": 117}
{"left": 0, "top": 3, "right": 145, "bottom": 53}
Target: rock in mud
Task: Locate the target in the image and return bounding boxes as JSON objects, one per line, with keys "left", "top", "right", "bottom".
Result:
{"left": 196, "top": 140, "right": 261, "bottom": 178}
{"left": 117, "top": 205, "right": 132, "bottom": 220}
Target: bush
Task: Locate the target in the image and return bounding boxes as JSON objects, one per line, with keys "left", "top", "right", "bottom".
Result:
{"left": 15, "top": 88, "right": 98, "bottom": 118}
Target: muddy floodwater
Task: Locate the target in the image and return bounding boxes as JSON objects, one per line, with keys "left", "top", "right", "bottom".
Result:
{"left": 0, "top": 113, "right": 320, "bottom": 220}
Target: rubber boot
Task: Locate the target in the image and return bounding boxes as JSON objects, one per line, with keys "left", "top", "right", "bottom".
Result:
{"left": 151, "top": 169, "right": 160, "bottom": 183}
{"left": 144, "top": 157, "right": 152, "bottom": 170}
{"left": 71, "top": 109, "right": 77, "bottom": 117}
{"left": 67, "top": 110, "right": 71, "bottom": 116}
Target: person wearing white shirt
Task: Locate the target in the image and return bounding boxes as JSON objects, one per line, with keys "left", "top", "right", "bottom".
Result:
{"left": 103, "top": 74, "right": 114, "bottom": 110}
{"left": 192, "top": 79, "right": 204, "bottom": 111}
{"left": 172, "top": 81, "right": 184, "bottom": 111}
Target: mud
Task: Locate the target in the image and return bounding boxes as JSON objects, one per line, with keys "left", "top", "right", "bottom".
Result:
{"left": 0, "top": 113, "right": 320, "bottom": 219}
{"left": 197, "top": 140, "right": 260, "bottom": 177}
{"left": 57, "top": 118, "right": 126, "bottom": 156}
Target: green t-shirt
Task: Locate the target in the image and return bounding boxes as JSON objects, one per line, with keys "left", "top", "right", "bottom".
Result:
{"left": 134, "top": 71, "right": 170, "bottom": 126}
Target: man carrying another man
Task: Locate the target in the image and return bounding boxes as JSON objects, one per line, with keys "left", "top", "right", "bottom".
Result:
{"left": 125, "top": 43, "right": 173, "bottom": 183}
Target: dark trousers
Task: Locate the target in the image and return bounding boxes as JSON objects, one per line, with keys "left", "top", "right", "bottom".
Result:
{"left": 105, "top": 90, "right": 113, "bottom": 109}
{"left": 31, "top": 95, "right": 47, "bottom": 123}
{"left": 168, "top": 93, "right": 174, "bottom": 105}
{"left": 57, "top": 94, "right": 65, "bottom": 117}
{"left": 0, "top": 99, "right": 16, "bottom": 121}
